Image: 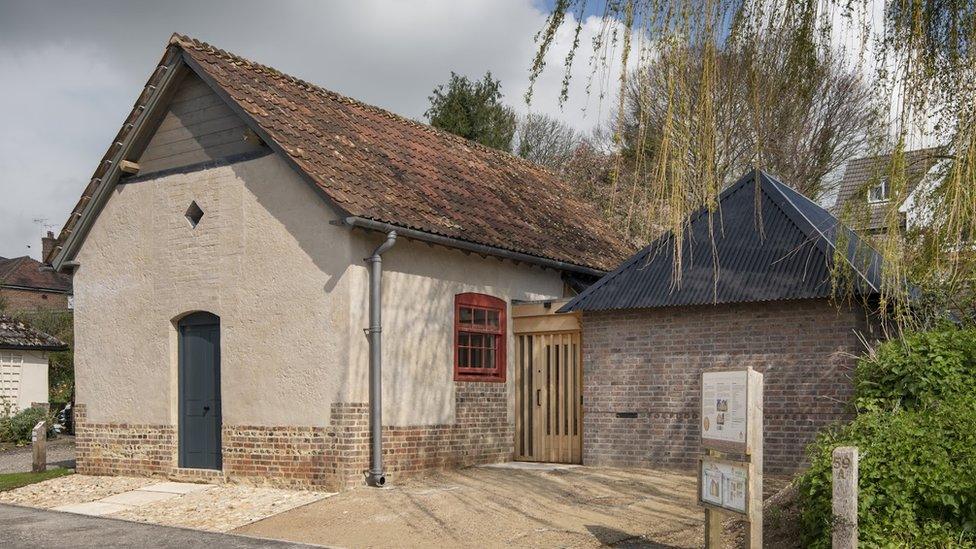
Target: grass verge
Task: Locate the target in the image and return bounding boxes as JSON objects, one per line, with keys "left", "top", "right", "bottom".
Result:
{"left": 0, "top": 467, "right": 73, "bottom": 492}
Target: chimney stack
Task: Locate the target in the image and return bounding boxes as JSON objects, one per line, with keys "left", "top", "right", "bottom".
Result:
{"left": 41, "top": 231, "right": 56, "bottom": 261}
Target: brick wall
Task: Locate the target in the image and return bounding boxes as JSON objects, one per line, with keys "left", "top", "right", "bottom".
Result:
{"left": 75, "top": 381, "right": 511, "bottom": 490}
{"left": 581, "top": 299, "right": 874, "bottom": 475}
{"left": 74, "top": 404, "right": 176, "bottom": 477}
{"left": 0, "top": 288, "right": 70, "bottom": 312}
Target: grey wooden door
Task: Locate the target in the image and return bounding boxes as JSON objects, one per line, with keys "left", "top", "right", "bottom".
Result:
{"left": 178, "top": 312, "right": 221, "bottom": 470}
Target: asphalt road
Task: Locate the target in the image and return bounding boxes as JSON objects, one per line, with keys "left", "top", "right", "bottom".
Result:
{"left": 0, "top": 504, "right": 320, "bottom": 548}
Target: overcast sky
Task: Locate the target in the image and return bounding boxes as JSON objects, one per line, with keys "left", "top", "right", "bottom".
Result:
{"left": 0, "top": 0, "right": 621, "bottom": 260}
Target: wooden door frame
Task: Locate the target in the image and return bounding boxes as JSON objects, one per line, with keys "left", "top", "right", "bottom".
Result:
{"left": 512, "top": 299, "right": 583, "bottom": 464}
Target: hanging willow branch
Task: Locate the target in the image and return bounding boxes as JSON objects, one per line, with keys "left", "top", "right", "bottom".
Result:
{"left": 527, "top": 0, "right": 976, "bottom": 330}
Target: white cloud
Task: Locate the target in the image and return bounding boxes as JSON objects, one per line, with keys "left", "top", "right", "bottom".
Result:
{"left": 0, "top": 0, "right": 619, "bottom": 259}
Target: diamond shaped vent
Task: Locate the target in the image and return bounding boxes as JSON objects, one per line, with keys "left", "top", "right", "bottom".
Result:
{"left": 185, "top": 201, "right": 204, "bottom": 228}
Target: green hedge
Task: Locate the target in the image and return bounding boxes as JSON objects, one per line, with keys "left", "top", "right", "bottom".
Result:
{"left": 854, "top": 327, "right": 976, "bottom": 412}
{"left": 798, "top": 327, "right": 976, "bottom": 548}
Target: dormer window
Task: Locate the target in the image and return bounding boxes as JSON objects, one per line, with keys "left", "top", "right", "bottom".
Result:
{"left": 867, "top": 179, "right": 889, "bottom": 203}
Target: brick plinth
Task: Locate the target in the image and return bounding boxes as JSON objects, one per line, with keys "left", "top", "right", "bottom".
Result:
{"left": 74, "top": 404, "right": 176, "bottom": 477}
{"left": 581, "top": 299, "right": 874, "bottom": 475}
{"left": 75, "top": 382, "right": 511, "bottom": 490}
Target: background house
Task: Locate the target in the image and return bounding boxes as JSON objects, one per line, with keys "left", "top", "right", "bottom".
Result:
{"left": 0, "top": 315, "right": 66, "bottom": 414}
{"left": 832, "top": 148, "right": 943, "bottom": 236}
{"left": 0, "top": 232, "right": 73, "bottom": 312}
{"left": 561, "top": 171, "right": 885, "bottom": 475}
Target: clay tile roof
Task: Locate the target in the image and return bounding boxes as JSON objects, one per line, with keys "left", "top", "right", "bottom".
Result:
{"left": 47, "top": 34, "right": 633, "bottom": 272}
{"left": 0, "top": 315, "right": 67, "bottom": 351}
{"left": 172, "top": 35, "right": 633, "bottom": 271}
{"left": 0, "top": 256, "right": 72, "bottom": 293}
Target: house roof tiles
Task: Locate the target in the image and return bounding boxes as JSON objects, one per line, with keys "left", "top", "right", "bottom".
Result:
{"left": 0, "top": 315, "right": 67, "bottom": 351}
{"left": 0, "top": 256, "right": 72, "bottom": 293}
{"left": 833, "top": 148, "right": 942, "bottom": 231}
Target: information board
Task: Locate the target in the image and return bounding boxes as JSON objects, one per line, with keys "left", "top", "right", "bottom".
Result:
{"left": 701, "top": 370, "right": 749, "bottom": 451}
{"left": 699, "top": 458, "right": 749, "bottom": 515}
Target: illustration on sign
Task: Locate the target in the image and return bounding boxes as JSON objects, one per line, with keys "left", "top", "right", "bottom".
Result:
{"left": 701, "top": 370, "right": 748, "bottom": 446}
{"left": 700, "top": 459, "right": 748, "bottom": 514}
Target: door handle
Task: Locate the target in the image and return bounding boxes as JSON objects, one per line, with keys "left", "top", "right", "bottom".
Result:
{"left": 536, "top": 389, "right": 541, "bottom": 406}
{"left": 203, "top": 406, "right": 210, "bottom": 414}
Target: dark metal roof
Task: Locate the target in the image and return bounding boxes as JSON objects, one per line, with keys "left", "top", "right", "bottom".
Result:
{"left": 560, "top": 170, "right": 885, "bottom": 312}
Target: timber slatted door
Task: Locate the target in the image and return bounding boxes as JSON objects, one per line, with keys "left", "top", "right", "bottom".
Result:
{"left": 515, "top": 331, "right": 582, "bottom": 463}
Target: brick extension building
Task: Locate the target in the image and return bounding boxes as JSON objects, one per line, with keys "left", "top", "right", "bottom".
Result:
{"left": 561, "top": 171, "right": 885, "bottom": 475}
{"left": 0, "top": 232, "right": 73, "bottom": 312}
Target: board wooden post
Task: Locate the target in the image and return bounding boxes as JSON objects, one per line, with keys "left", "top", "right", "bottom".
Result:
{"left": 832, "top": 446, "right": 858, "bottom": 549}
{"left": 31, "top": 420, "right": 46, "bottom": 473}
{"left": 699, "top": 367, "right": 763, "bottom": 548}
{"left": 746, "top": 368, "right": 763, "bottom": 549}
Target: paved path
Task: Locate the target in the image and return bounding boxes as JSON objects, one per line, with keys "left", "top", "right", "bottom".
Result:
{"left": 0, "top": 437, "right": 75, "bottom": 473}
{"left": 0, "top": 503, "right": 319, "bottom": 548}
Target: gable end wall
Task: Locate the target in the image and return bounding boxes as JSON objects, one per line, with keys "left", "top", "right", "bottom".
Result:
{"left": 136, "top": 71, "right": 265, "bottom": 175}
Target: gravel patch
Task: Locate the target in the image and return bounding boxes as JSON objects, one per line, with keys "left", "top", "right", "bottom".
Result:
{"left": 113, "top": 485, "right": 328, "bottom": 532}
{"left": 0, "top": 474, "right": 154, "bottom": 508}
{"left": 0, "top": 474, "right": 330, "bottom": 534}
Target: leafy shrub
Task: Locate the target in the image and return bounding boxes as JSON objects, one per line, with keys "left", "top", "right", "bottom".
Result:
{"left": 798, "top": 327, "right": 976, "bottom": 548}
{"left": 0, "top": 407, "right": 55, "bottom": 444}
{"left": 799, "top": 399, "right": 976, "bottom": 547}
{"left": 854, "top": 327, "right": 976, "bottom": 412}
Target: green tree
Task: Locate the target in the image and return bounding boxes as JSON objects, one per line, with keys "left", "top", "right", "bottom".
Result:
{"left": 425, "top": 72, "right": 517, "bottom": 152}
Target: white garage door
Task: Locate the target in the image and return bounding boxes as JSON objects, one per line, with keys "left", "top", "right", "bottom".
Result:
{"left": 0, "top": 353, "right": 23, "bottom": 413}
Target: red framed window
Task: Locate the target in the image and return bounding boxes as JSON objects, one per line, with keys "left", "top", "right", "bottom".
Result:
{"left": 454, "top": 293, "right": 507, "bottom": 382}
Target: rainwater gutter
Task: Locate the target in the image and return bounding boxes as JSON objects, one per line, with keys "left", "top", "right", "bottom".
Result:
{"left": 338, "top": 216, "right": 606, "bottom": 278}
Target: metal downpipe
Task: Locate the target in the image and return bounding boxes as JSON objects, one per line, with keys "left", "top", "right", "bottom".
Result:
{"left": 365, "top": 231, "right": 397, "bottom": 487}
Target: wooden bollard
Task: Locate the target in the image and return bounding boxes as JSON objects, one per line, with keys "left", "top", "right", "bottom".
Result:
{"left": 832, "top": 446, "right": 858, "bottom": 549}
{"left": 31, "top": 420, "right": 46, "bottom": 473}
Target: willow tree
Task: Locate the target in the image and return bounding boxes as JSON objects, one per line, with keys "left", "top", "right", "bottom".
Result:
{"left": 529, "top": 0, "right": 976, "bottom": 328}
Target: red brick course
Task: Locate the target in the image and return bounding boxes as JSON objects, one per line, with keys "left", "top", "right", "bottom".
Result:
{"left": 581, "top": 299, "right": 875, "bottom": 475}
{"left": 75, "top": 382, "right": 511, "bottom": 491}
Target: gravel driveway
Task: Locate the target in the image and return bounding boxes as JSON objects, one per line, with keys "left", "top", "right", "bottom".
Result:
{"left": 237, "top": 463, "right": 707, "bottom": 548}
{"left": 0, "top": 437, "right": 75, "bottom": 473}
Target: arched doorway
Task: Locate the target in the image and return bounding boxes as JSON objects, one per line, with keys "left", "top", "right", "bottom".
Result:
{"left": 178, "top": 311, "right": 221, "bottom": 470}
